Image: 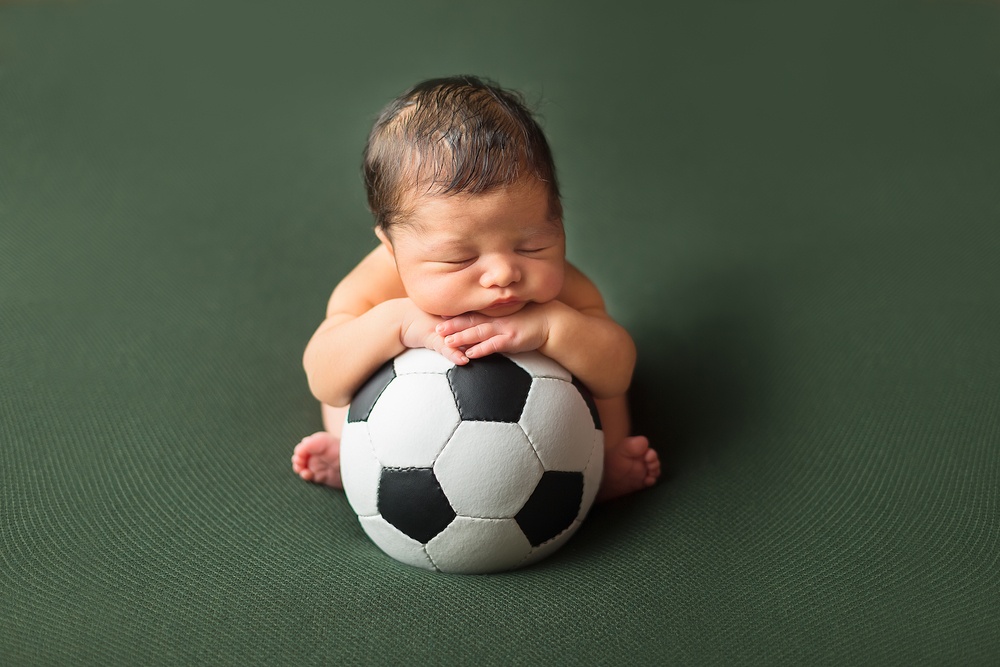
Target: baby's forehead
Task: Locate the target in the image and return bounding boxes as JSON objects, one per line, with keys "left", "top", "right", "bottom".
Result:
{"left": 405, "top": 186, "right": 559, "bottom": 229}
{"left": 414, "top": 221, "right": 561, "bottom": 243}
{"left": 404, "top": 215, "right": 562, "bottom": 243}
{"left": 405, "top": 177, "right": 555, "bottom": 212}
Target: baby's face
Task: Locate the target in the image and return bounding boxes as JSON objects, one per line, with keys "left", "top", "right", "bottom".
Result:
{"left": 381, "top": 179, "right": 565, "bottom": 318}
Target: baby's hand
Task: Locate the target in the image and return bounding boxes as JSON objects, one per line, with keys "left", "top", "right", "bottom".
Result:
{"left": 435, "top": 303, "right": 552, "bottom": 360}
{"left": 398, "top": 300, "right": 469, "bottom": 365}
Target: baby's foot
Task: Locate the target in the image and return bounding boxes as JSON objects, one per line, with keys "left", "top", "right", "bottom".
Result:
{"left": 291, "top": 432, "right": 343, "bottom": 489}
{"left": 597, "top": 435, "right": 661, "bottom": 502}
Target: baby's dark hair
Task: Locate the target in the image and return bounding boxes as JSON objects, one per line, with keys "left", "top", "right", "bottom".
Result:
{"left": 363, "top": 75, "right": 562, "bottom": 234}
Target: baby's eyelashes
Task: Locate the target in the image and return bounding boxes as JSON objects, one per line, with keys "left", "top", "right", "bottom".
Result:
{"left": 437, "top": 257, "right": 476, "bottom": 266}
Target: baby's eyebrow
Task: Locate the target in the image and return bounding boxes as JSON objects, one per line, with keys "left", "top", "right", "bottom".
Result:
{"left": 520, "top": 227, "right": 563, "bottom": 242}
{"left": 423, "top": 238, "right": 474, "bottom": 254}
{"left": 425, "top": 238, "right": 469, "bottom": 250}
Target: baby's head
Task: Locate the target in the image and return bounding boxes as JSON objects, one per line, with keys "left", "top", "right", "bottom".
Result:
{"left": 362, "top": 75, "right": 562, "bottom": 237}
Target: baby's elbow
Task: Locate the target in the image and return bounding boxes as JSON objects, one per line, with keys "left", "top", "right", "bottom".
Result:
{"left": 323, "top": 392, "right": 352, "bottom": 409}
{"left": 593, "top": 374, "right": 633, "bottom": 401}
{"left": 303, "top": 353, "right": 351, "bottom": 407}
{"left": 305, "top": 373, "right": 351, "bottom": 408}
{"left": 589, "top": 363, "right": 635, "bottom": 400}
{"left": 604, "top": 338, "right": 637, "bottom": 398}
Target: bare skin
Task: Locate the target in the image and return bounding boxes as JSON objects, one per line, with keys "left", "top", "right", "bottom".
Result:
{"left": 293, "top": 179, "right": 660, "bottom": 500}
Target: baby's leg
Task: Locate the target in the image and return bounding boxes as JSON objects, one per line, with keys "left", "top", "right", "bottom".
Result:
{"left": 291, "top": 404, "right": 348, "bottom": 488}
{"left": 594, "top": 395, "right": 661, "bottom": 502}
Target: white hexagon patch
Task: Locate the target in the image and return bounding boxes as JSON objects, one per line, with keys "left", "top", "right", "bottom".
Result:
{"left": 426, "top": 517, "right": 531, "bottom": 574}
{"left": 434, "top": 421, "right": 543, "bottom": 518}
{"left": 519, "top": 378, "right": 599, "bottom": 471}
{"left": 367, "top": 374, "right": 460, "bottom": 468}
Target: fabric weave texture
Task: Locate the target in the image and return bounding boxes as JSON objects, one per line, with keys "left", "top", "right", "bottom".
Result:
{"left": 2, "top": 1, "right": 998, "bottom": 665}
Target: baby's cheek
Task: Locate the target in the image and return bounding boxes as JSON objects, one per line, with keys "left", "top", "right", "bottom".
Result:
{"left": 414, "top": 283, "right": 471, "bottom": 318}
{"left": 540, "top": 268, "right": 566, "bottom": 300}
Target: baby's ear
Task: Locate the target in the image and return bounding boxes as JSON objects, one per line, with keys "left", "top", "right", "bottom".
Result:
{"left": 375, "top": 227, "right": 395, "bottom": 258}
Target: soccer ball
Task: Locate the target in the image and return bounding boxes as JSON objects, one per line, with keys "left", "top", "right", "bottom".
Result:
{"left": 340, "top": 348, "right": 604, "bottom": 574}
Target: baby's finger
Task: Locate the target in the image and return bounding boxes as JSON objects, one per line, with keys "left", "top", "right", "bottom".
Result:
{"left": 436, "top": 314, "right": 486, "bottom": 336}
{"left": 437, "top": 342, "right": 470, "bottom": 365}
{"left": 444, "top": 322, "right": 500, "bottom": 348}
{"left": 464, "top": 335, "right": 510, "bottom": 359}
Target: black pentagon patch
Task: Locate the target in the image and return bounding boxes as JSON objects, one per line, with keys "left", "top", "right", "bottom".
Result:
{"left": 571, "top": 377, "right": 602, "bottom": 430}
{"left": 347, "top": 360, "right": 396, "bottom": 423}
{"left": 447, "top": 354, "right": 532, "bottom": 423}
{"left": 515, "top": 471, "right": 584, "bottom": 547}
{"left": 378, "top": 468, "right": 456, "bottom": 544}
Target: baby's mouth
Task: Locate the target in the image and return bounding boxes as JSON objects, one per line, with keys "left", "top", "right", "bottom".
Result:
{"left": 483, "top": 296, "right": 524, "bottom": 310}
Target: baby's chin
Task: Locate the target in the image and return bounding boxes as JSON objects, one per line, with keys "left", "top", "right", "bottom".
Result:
{"left": 430, "top": 301, "right": 529, "bottom": 319}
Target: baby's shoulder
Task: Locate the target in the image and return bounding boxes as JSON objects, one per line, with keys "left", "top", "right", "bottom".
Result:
{"left": 559, "top": 262, "right": 607, "bottom": 316}
{"left": 327, "top": 246, "right": 404, "bottom": 316}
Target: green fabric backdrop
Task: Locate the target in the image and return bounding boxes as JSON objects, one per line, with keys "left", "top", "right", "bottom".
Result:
{"left": 2, "top": 1, "right": 998, "bottom": 664}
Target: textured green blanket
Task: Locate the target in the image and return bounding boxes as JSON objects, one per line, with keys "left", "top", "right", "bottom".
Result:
{"left": 2, "top": 1, "right": 998, "bottom": 664}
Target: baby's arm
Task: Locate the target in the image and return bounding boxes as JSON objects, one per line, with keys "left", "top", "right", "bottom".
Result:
{"left": 541, "top": 300, "right": 636, "bottom": 398}
{"left": 303, "top": 253, "right": 466, "bottom": 407}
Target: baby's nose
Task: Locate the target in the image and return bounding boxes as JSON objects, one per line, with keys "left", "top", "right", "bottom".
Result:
{"left": 480, "top": 257, "right": 521, "bottom": 288}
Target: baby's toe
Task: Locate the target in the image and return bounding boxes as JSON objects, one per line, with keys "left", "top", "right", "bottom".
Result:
{"left": 622, "top": 435, "right": 650, "bottom": 457}
{"left": 295, "top": 432, "right": 330, "bottom": 455}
